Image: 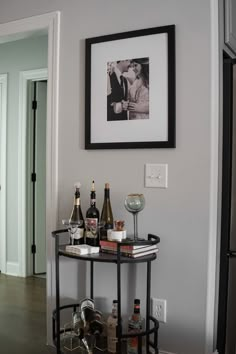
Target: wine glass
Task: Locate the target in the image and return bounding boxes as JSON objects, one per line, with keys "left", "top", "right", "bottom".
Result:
{"left": 124, "top": 194, "right": 145, "bottom": 241}
{"left": 62, "top": 219, "right": 84, "bottom": 245}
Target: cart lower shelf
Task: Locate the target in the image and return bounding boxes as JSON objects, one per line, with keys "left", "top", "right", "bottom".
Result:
{"left": 57, "top": 335, "right": 108, "bottom": 354}
{"left": 55, "top": 337, "right": 156, "bottom": 354}
{"left": 52, "top": 303, "right": 159, "bottom": 354}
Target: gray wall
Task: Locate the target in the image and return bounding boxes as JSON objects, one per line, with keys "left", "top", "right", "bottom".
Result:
{"left": 0, "top": 35, "right": 48, "bottom": 263}
{"left": 0, "top": 1, "right": 218, "bottom": 353}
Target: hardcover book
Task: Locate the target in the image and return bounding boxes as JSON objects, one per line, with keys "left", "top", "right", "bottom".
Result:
{"left": 100, "top": 244, "right": 158, "bottom": 254}
{"left": 101, "top": 248, "right": 159, "bottom": 258}
{"left": 100, "top": 240, "right": 154, "bottom": 251}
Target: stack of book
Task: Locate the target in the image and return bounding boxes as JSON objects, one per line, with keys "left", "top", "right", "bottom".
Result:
{"left": 100, "top": 240, "right": 159, "bottom": 258}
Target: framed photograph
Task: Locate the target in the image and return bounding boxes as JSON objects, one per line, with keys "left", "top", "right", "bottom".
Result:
{"left": 85, "top": 25, "right": 175, "bottom": 149}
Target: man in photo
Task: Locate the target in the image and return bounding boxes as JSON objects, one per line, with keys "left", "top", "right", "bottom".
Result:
{"left": 107, "top": 59, "right": 130, "bottom": 121}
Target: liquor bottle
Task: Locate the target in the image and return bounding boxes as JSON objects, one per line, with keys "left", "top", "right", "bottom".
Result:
{"left": 107, "top": 300, "right": 118, "bottom": 353}
{"left": 85, "top": 180, "right": 100, "bottom": 246}
{"left": 100, "top": 183, "right": 114, "bottom": 240}
{"left": 127, "top": 299, "right": 142, "bottom": 354}
{"left": 69, "top": 182, "right": 84, "bottom": 245}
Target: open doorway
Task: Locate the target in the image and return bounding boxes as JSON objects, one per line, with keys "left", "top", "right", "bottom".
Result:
{"left": 0, "top": 12, "right": 60, "bottom": 345}
{"left": 20, "top": 69, "right": 48, "bottom": 276}
{"left": 0, "top": 36, "right": 48, "bottom": 277}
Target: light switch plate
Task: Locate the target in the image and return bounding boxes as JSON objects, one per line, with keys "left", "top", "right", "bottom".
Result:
{"left": 145, "top": 163, "right": 168, "bottom": 188}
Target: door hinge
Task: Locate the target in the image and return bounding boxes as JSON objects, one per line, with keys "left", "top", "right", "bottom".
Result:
{"left": 31, "top": 173, "right": 36, "bottom": 182}
{"left": 31, "top": 244, "right": 36, "bottom": 254}
{"left": 32, "top": 100, "right": 37, "bottom": 110}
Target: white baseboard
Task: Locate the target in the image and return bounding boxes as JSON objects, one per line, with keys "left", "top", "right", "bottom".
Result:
{"left": 6, "top": 262, "right": 19, "bottom": 276}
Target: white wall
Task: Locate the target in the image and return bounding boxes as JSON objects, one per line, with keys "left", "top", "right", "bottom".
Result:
{"left": 0, "top": 35, "right": 48, "bottom": 270}
{"left": 0, "top": 1, "right": 218, "bottom": 353}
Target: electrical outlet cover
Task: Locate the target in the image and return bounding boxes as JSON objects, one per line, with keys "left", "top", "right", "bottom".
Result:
{"left": 152, "top": 298, "right": 167, "bottom": 323}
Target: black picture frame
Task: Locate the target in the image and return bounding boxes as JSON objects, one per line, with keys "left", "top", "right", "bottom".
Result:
{"left": 85, "top": 25, "right": 176, "bottom": 149}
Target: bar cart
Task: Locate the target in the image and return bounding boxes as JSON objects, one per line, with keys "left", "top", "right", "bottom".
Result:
{"left": 51, "top": 229, "right": 160, "bottom": 353}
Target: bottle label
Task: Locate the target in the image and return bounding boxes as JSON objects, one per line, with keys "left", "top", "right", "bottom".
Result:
{"left": 72, "top": 227, "right": 84, "bottom": 240}
{"left": 127, "top": 328, "right": 139, "bottom": 354}
{"left": 75, "top": 197, "right": 80, "bottom": 206}
{"left": 107, "top": 319, "right": 117, "bottom": 353}
{"left": 85, "top": 218, "right": 98, "bottom": 238}
{"left": 127, "top": 318, "right": 142, "bottom": 353}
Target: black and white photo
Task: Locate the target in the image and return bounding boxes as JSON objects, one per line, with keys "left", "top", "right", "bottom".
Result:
{"left": 107, "top": 57, "right": 149, "bottom": 121}
{"left": 85, "top": 25, "right": 175, "bottom": 149}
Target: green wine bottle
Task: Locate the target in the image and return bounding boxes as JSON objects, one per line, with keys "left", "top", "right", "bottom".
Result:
{"left": 100, "top": 183, "right": 113, "bottom": 240}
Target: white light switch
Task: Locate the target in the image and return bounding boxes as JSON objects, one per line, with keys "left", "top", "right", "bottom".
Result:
{"left": 145, "top": 163, "right": 168, "bottom": 188}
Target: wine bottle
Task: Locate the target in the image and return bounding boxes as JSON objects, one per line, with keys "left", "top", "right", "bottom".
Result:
{"left": 107, "top": 300, "right": 118, "bottom": 353}
{"left": 100, "top": 183, "right": 114, "bottom": 240}
{"left": 127, "top": 299, "right": 142, "bottom": 354}
{"left": 85, "top": 180, "right": 100, "bottom": 246}
{"left": 69, "top": 182, "right": 84, "bottom": 245}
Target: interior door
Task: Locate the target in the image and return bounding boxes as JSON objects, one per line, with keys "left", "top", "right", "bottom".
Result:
{"left": 217, "top": 55, "right": 236, "bottom": 354}
{"left": 33, "top": 81, "right": 47, "bottom": 274}
{"left": 0, "top": 84, "right": 2, "bottom": 272}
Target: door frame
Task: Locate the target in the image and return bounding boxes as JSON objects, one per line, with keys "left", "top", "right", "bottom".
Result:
{"left": 0, "top": 11, "right": 60, "bottom": 344}
{"left": 205, "top": 1, "right": 220, "bottom": 353}
{"left": 0, "top": 73, "right": 7, "bottom": 274}
{"left": 19, "top": 68, "right": 48, "bottom": 276}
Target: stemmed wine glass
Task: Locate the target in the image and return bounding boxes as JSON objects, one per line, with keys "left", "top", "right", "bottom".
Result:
{"left": 62, "top": 219, "right": 84, "bottom": 244}
{"left": 124, "top": 194, "right": 145, "bottom": 241}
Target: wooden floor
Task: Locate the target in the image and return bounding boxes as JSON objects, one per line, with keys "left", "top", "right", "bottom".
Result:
{"left": 0, "top": 274, "right": 55, "bottom": 354}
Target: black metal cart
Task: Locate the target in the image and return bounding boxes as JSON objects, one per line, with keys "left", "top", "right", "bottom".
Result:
{"left": 52, "top": 230, "right": 160, "bottom": 354}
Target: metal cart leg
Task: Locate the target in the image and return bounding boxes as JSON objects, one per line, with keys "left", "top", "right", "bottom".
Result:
{"left": 146, "top": 260, "right": 151, "bottom": 353}
{"left": 90, "top": 261, "right": 94, "bottom": 299}
{"left": 138, "top": 336, "right": 142, "bottom": 354}
{"left": 117, "top": 249, "right": 122, "bottom": 354}
{"left": 55, "top": 236, "right": 61, "bottom": 354}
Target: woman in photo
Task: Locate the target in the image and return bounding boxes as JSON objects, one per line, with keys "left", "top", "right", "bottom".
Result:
{"left": 128, "top": 57, "right": 149, "bottom": 120}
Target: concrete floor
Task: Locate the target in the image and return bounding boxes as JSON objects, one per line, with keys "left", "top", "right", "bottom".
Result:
{"left": 0, "top": 274, "right": 55, "bottom": 354}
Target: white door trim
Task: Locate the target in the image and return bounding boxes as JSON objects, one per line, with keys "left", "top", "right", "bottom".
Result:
{"left": 19, "top": 68, "right": 48, "bottom": 277}
{"left": 0, "top": 11, "right": 60, "bottom": 345}
{"left": 205, "top": 0, "right": 220, "bottom": 353}
{"left": 0, "top": 73, "right": 7, "bottom": 274}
